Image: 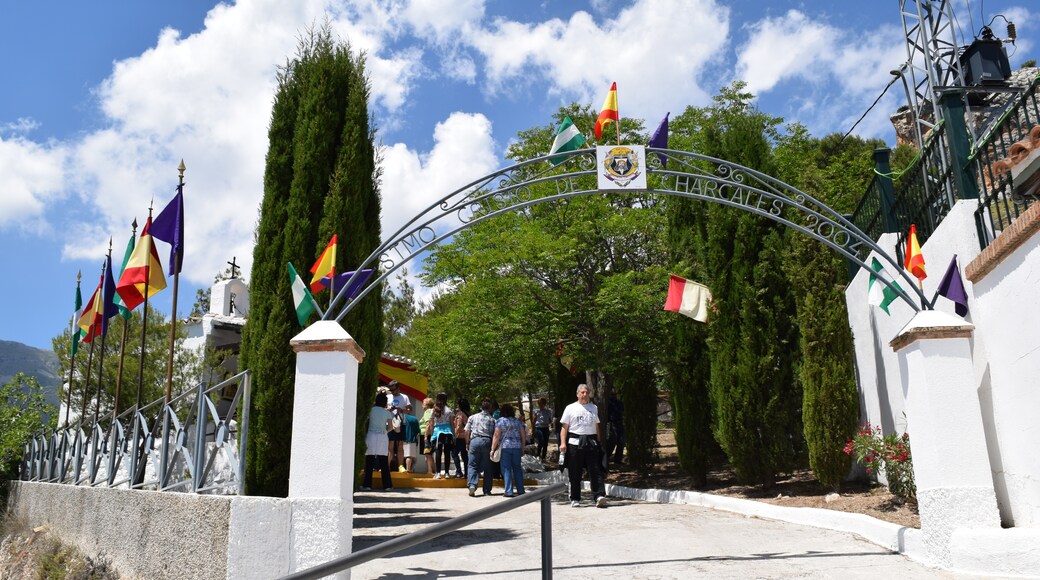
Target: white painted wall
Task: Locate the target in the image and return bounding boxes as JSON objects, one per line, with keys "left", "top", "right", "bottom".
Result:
{"left": 846, "top": 200, "right": 1040, "bottom": 530}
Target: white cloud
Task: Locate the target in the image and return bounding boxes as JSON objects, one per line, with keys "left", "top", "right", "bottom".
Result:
{"left": 0, "top": 135, "right": 67, "bottom": 231}
{"left": 402, "top": 0, "right": 485, "bottom": 43}
{"left": 465, "top": 0, "right": 730, "bottom": 122}
{"left": 378, "top": 111, "right": 499, "bottom": 244}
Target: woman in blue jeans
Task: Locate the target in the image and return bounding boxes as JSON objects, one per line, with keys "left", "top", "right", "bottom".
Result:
{"left": 491, "top": 403, "right": 527, "bottom": 497}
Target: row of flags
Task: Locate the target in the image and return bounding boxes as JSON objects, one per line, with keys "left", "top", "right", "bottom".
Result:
{"left": 71, "top": 186, "right": 184, "bottom": 353}
{"left": 546, "top": 82, "right": 671, "bottom": 168}
{"left": 868, "top": 223, "right": 969, "bottom": 317}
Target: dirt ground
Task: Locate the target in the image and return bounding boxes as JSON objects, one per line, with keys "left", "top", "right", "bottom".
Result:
{"left": 600, "top": 428, "right": 920, "bottom": 529}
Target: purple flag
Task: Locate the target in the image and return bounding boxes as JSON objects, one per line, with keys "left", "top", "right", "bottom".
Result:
{"left": 101, "top": 253, "right": 120, "bottom": 336}
{"left": 648, "top": 112, "right": 669, "bottom": 167}
{"left": 936, "top": 255, "right": 969, "bottom": 317}
{"left": 151, "top": 184, "right": 184, "bottom": 275}
{"left": 320, "top": 268, "right": 375, "bottom": 300}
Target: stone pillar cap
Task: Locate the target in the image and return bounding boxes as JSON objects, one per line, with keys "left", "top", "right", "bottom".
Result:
{"left": 890, "top": 309, "right": 974, "bottom": 352}
{"left": 290, "top": 320, "right": 366, "bottom": 362}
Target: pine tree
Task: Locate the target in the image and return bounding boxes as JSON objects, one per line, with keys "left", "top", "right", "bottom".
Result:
{"left": 240, "top": 24, "right": 382, "bottom": 497}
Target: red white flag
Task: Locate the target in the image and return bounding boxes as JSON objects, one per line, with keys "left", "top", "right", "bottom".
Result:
{"left": 664, "top": 274, "right": 712, "bottom": 323}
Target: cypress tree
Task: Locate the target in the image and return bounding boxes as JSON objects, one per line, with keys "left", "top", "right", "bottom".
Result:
{"left": 700, "top": 84, "right": 801, "bottom": 487}
{"left": 777, "top": 130, "right": 877, "bottom": 489}
{"left": 240, "top": 24, "right": 382, "bottom": 497}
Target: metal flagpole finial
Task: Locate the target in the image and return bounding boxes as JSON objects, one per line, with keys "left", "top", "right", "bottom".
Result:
{"left": 108, "top": 237, "right": 113, "bottom": 252}
{"left": 77, "top": 270, "right": 82, "bottom": 283}
{"left": 131, "top": 217, "right": 138, "bottom": 235}
{"left": 178, "top": 159, "right": 186, "bottom": 179}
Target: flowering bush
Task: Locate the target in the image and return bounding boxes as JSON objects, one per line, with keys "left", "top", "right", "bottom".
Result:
{"left": 843, "top": 423, "right": 916, "bottom": 501}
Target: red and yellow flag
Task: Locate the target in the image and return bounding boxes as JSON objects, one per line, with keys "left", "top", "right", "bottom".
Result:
{"left": 309, "top": 234, "right": 337, "bottom": 293}
{"left": 904, "top": 223, "right": 926, "bottom": 282}
{"left": 594, "top": 82, "right": 619, "bottom": 141}
{"left": 77, "top": 278, "right": 104, "bottom": 343}
{"left": 116, "top": 216, "right": 167, "bottom": 311}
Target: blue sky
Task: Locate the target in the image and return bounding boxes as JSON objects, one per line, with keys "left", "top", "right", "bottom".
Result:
{"left": 1, "top": 0, "right": 1036, "bottom": 350}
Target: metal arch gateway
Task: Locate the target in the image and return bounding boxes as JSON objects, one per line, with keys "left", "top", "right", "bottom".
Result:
{"left": 324, "top": 147, "right": 928, "bottom": 321}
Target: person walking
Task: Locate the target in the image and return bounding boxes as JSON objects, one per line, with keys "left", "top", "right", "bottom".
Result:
{"left": 492, "top": 403, "right": 527, "bottom": 497}
{"left": 464, "top": 399, "right": 496, "bottom": 497}
{"left": 532, "top": 397, "right": 554, "bottom": 462}
{"left": 559, "top": 384, "right": 607, "bottom": 508}
{"left": 428, "top": 392, "right": 455, "bottom": 479}
{"left": 361, "top": 392, "right": 394, "bottom": 491}
{"left": 451, "top": 398, "right": 470, "bottom": 478}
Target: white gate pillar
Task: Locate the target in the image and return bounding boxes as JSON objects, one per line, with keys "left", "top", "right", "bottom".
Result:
{"left": 287, "top": 320, "right": 365, "bottom": 578}
{"left": 890, "top": 310, "right": 999, "bottom": 566}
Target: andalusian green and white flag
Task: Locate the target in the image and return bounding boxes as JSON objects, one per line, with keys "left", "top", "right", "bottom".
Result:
{"left": 288, "top": 262, "right": 316, "bottom": 326}
{"left": 548, "top": 116, "right": 587, "bottom": 165}
{"left": 868, "top": 257, "right": 902, "bottom": 315}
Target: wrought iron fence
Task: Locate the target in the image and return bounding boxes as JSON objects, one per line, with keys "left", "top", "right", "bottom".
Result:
{"left": 970, "top": 74, "right": 1040, "bottom": 248}
{"left": 20, "top": 370, "right": 251, "bottom": 495}
{"left": 850, "top": 175, "right": 886, "bottom": 257}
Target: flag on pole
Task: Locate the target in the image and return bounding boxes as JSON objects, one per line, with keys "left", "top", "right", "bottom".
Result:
{"left": 594, "top": 82, "right": 619, "bottom": 140}
{"left": 868, "top": 257, "right": 903, "bottom": 315}
{"left": 310, "top": 234, "right": 338, "bottom": 293}
{"left": 78, "top": 277, "right": 104, "bottom": 343}
{"left": 904, "top": 224, "right": 926, "bottom": 282}
{"left": 288, "top": 262, "right": 316, "bottom": 325}
{"left": 116, "top": 217, "right": 167, "bottom": 311}
{"left": 663, "top": 274, "right": 713, "bottom": 323}
{"left": 318, "top": 268, "right": 376, "bottom": 300}
{"left": 936, "top": 255, "right": 969, "bottom": 316}
{"left": 71, "top": 279, "right": 84, "bottom": 356}
{"left": 150, "top": 185, "right": 184, "bottom": 275}
{"left": 548, "top": 116, "right": 587, "bottom": 165}
{"left": 648, "top": 112, "right": 669, "bottom": 167}
{"left": 101, "top": 253, "right": 119, "bottom": 337}
{"left": 113, "top": 232, "right": 136, "bottom": 319}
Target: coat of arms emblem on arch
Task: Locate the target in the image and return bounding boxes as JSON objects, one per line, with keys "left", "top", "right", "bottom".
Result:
{"left": 597, "top": 145, "right": 647, "bottom": 189}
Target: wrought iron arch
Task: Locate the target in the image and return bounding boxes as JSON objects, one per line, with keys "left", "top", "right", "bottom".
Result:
{"left": 325, "top": 147, "right": 927, "bottom": 321}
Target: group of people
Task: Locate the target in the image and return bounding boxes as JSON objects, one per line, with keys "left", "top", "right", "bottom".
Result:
{"left": 361, "top": 381, "right": 614, "bottom": 508}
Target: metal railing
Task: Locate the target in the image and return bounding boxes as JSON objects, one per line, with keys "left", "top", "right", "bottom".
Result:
{"left": 281, "top": 482, "right": 568, "bottom": 580}
{"left": 970, "top": 73, "right": 1040, "bottom": 248}
{"left": 20, "top": 370, "right": 251, "bottom": 495}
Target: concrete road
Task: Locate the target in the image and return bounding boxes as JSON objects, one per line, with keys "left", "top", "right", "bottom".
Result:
{"left": 347, "top": 485, "right": 975, "bottom": 579}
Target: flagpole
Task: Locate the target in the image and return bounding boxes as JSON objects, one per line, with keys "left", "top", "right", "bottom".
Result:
{"left": 136, "top": 205, "right": 154, "bottom": 412}
{"left": 92, "top": 240, "right": 113, "bottom": 426}
{"left": 114, "top": 219, "right": 138, "bottom": 420}
{"left": 64, "top": 270, "right": 82, "bottom": 429}
{"left": 79, "top": 328, "right": 97, "bottom": 426}
{"left": 615, "top": 99, "right": 621, "bottom": 146}
{"left": 163, "top": 161, "right": 185, "bottom": 403}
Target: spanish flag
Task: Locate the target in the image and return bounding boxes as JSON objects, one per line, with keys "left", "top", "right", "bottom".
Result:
{"left": 595, "top": 82, "right": 619, "bottom": 141}
{"left": 904, "top": 223, "right": 926, "bottom": 282}
{"left": 77, "top": 277, "right": 104, "bottom": 343}
{"left": 116, "top": 216, "right": 167, "bottom": 311}
{"left": 309, "top": 234, "right": 337, "bottom": 293}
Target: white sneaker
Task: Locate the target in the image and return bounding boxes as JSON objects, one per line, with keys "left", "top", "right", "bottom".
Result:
{"left": 596, "top": 496, "right": 608, "bottom": 508}
{"left": 433, "top": 473, "right": 442, "bottom": 480}
{"left": 439, "top": 471, "right": 447, "bottom": 479}
{"left": 570, "top": 501, "right": 580, "bottom": 508}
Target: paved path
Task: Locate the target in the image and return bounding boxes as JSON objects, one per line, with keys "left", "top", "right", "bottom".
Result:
{"left": 347, "top": 485, "right": 977, "bottom": 579}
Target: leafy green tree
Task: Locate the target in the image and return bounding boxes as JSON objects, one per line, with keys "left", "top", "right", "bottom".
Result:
{"left": 1, "top": 374, "right": 57, "bottom": 504}
{"left": 775, "top": 128, "right": 880, "bottom": 488}
{"left": 411, "top": 105, "right": 667, "bottom": 467}
{"left": 383, "top": 269, "right": 417, "bottom": 353}
{"left": 239, "top": 23, "right": 382, "bottom": 497}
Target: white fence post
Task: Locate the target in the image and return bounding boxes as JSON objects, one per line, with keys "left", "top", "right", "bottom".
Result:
{"left": 891, "top": 310, "right": 1000, "bottom": 566}
{"left": 287, "top": 320, "right": 365, "bottom": 578}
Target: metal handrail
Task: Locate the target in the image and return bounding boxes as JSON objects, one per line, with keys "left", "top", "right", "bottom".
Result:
{"left": 280, "top": 482, "right": 568, "bottom": 580}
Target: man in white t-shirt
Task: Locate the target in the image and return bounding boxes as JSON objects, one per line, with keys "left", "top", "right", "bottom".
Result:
{"left": 558, "top": 383, "right": 607, "bottom": 508}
